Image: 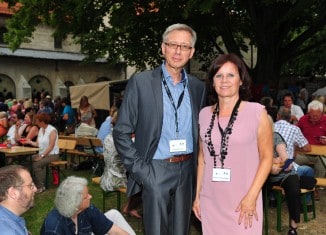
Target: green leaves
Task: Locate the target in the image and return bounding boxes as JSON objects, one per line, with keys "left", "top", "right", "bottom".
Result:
{"left": 2, "top": 0, "right": 325, "bottom": 82}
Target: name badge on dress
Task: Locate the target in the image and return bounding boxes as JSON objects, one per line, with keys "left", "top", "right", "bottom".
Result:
{"left": 169, "top": 139, "right": 187, "bottom": 152}
{"left": 212, "top": 168, "right": 231, "bottom": 182}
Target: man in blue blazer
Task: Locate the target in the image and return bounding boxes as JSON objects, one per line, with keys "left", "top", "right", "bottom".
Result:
{"left": 113, "top": 23, "right": 206, "bottom": 235}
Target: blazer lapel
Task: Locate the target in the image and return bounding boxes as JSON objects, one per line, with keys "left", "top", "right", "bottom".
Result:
{"left": 151, "top": 67, "right": 164, "bottom": 131}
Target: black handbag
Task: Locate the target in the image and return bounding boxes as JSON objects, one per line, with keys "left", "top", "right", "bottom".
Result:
{"left": 300, "top": 176, "right": 317, "bottom": 190}
{"left": 64, "top": 123, "right": 76, "bottom": 135}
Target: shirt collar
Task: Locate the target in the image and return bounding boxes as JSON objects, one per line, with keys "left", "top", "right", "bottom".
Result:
{"left": 161, "top": 62, "right": 188, "bottom": 85}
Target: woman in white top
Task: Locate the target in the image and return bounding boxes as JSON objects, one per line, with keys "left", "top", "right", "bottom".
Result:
{"left": 27, "top": 113, "right": 59, "bottom": 193}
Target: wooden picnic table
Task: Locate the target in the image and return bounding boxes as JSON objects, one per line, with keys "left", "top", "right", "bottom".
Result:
{"left": 297, "top": 145, "right": 326, "bottom": 172}
{"left": 0, "top": 146, "right": 39, "bottom": 172}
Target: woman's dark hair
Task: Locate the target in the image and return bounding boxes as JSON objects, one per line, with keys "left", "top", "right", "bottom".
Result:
{"left": 206, "top": 53, "right": 252, "bottom": 105}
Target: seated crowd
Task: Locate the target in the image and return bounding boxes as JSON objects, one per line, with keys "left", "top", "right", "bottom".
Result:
{"left": 0, "top": 83, "right": 325, "bottom": 234}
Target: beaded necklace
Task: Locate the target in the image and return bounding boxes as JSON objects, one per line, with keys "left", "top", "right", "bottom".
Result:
{"left": 204, "top": 99, "right": 241, "bottom": 168}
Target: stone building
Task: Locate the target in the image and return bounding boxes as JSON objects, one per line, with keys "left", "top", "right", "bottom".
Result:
{"left": 0, "top": 2, "right": 128, "bottom": 101}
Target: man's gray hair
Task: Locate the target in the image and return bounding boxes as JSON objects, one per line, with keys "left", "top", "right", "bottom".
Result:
{"left": 308, "top": 100, "right": 324, "bottom": 112}
{"left": 55, "top": 176, "right": 88, "bottom": 217}
{"left": 278, "top": 106, "right": 291, "bottom": 122}
{"left": 162, "top": 23, "right": 197, "bottom": 47}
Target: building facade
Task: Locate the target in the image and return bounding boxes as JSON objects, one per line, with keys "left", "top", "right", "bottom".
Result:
{"left": 0, "top": 3, "right": 127, "bottom": 100}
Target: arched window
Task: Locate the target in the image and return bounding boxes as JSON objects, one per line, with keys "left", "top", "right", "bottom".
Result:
{"left": 0, "top": 74, "right": 15, "bottom": 98}
{"left": 29, "top": 75, "right": 52, "bottom": 99}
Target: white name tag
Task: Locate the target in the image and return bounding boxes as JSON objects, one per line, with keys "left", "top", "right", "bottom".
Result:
{"left": 212, "top": 168, "right": 231, "bottom": 182}
{"left": 169, "top": 139, "right": 187, "bottom": 152}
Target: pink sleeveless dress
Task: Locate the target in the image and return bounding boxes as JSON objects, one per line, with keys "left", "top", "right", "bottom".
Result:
{"left": 199, "top": 102, "right": 264, "bottom": 235}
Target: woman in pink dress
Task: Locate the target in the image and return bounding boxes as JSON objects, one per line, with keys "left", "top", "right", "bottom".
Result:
{"left": 193, "top": 54, "right": 273, "bottom": 234}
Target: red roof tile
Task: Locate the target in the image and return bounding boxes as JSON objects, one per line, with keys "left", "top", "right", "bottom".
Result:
{"left": 0, "top": 2, "right": 22, "bottom": 15}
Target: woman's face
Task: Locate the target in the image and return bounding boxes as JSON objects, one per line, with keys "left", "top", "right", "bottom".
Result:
{"left": 24, "top": 114, "right": 31, "bottom": 124}
{"left": 35, "top": 118, "right": 43, "bottom": 128}
{"left": 213, "top": 61, "right": 242, "bottom": 99}
{"left": 78, "top": 187, "right": 92, "bottom": 212}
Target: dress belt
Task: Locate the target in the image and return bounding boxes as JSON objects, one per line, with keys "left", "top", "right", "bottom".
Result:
{"left": 165, "top": 153, "right": 192, "bottom": 163}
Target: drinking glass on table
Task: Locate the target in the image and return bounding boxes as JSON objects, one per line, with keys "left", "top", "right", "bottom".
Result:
{"left": 20, "top": 136, "right": 27, "bottom": 148}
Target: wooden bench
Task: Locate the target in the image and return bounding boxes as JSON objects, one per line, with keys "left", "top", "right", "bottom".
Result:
{"left": 316, "top": 177, "right": 326, "bottom": 187}
{"left": 59, "top": 136, "right": 103, "bottom": 158}
{"left": 92, "top": 176, "right": 126, "bottom": 211}
{"left": 272, "top": 185, "right": 316, "bottom": 232}
{"left": 59, "top": 136, "right": 104, "bottom": 174}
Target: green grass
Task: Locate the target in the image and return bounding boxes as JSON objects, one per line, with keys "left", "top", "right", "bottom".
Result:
{"left": 24, "top": 169, "right": 131, "bottom": 234}
{"left": 24, "top": 168, "right": 201, "bottom": 235}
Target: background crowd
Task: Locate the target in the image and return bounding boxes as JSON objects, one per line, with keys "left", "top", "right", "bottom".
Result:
{"left": 0, "top": 23, "right": 325, "bottom": 235}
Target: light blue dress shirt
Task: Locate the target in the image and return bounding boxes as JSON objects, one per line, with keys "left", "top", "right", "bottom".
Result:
{"left": 153, "top": 62, "right": 193, "bottom": 159}
{"left": 96, "top": 116, "right": 112, "bottom": 153}
{"left": 0, "top": 205, "right": 29, "bottom": 235}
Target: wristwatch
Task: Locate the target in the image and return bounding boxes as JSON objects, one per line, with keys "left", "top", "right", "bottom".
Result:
{"left": 40, "top": 154, "right": 45, "bottom": 158}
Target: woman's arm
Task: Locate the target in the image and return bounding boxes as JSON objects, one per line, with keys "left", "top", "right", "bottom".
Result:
{"left": 192, "top": 137, "right": 204, "bottom": 221}
{"left": 271, "top": 143, "right": 287, "bottom": 174}
{"left": 26, "top": 126, "right": 39, "bottom": 141}
{"left": 236, "top": 109, "right": 273, "bottom": 228}
{"left": 62, "top": 113, "right": 69, "bottom": 121}
{"left": 77, "top": 108, "right": 81, "bottom": 121}
{"left": 91, "top": 105, "right": 97, "bottom": 118}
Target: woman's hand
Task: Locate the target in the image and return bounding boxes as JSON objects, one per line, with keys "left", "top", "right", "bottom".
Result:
{"left": 33, "top": 154, "right": 43, "bottom": 162}
{"left": 273, "top": 157, "right": 282, "bottom": 164}
{"left": 235, "top": 195, "right": 258, "bottom": 229}
{"left": 15, "top": 120, "right": 23, "bottom": 127}
{"left": 271, "top": 165, "right": 282, "bottom": 175}
{"left": 192, "top": 198, "right": 201, "bottom": 221}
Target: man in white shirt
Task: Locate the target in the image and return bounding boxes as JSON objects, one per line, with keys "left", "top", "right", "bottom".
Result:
{"left": 76, "top": 123, "right": 98, "bottom": 137}
{"left": 7, "top": 114, "right": 26, "bottom": 145}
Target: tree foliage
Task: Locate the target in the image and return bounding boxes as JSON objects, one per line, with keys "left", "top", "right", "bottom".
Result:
{"left": 3, "top": 0, "right": 326, "bottom": 84}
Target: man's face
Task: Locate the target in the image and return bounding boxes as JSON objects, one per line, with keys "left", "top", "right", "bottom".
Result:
{"left": 283, "top": 96, "right": 293, "bottom": 108}
{"left": 0, "top": 117, "right": 8, "bottom": 128}
{"left": 161, "top": 30, "right": 195, "bottom": 72}
{"left": 9, "top": 115, "right": 18, "bottom": 124}
{"left": 308, "top": 108, "right": 323, "bottom": 124}
{"left": 16, "top": 170, "right": 37, "bottom": 212}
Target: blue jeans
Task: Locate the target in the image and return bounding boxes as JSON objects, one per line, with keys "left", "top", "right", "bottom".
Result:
{"left": 296, "top": 165, "right": 315, "bottom": 202}
{"left": 296, "top": 165, "right": 314, "bottom": 177}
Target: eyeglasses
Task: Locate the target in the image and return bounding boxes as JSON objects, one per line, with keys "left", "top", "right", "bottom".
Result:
{"left": 164, "top": 42, "right": 192, "bottom": 51}
{"left": 14, "top": 182, "right": 36, "bottom": 190}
